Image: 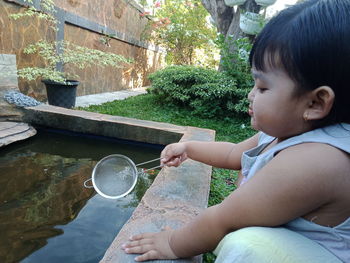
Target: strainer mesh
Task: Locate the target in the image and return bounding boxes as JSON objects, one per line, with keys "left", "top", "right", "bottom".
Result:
{"left": 92, "top": 155, "right": 137, "bottom": 198}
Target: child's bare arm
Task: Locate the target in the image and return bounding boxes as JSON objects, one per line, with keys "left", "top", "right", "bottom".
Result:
{"left": 123, "top": 142, "right": 347, "bottom": 261}
{"left": 161, "top": 133, "right": 259, "bottom": 170}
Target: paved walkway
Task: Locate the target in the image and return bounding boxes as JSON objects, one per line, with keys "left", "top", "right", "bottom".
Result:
{"left": 0, "top": 121, "right": 36, "bottom": 147}
{"left": 75, "top": 87, "right": 147, "bottom": 107}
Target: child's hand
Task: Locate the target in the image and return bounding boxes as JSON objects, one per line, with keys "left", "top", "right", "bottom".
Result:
{"left": 122, "top": 227, "right": 177, "bottom": 262}
{"left": 161, "top": 143, "right": 188, "bottom": 167}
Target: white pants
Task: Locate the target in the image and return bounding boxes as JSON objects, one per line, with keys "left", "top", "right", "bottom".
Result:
{"left": 213, "top": 227, "right": 342, "bottom": 263}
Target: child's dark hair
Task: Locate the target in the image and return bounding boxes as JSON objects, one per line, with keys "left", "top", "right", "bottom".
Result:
{"left": 249, "top": 0, "right": 350, "bottom": 126}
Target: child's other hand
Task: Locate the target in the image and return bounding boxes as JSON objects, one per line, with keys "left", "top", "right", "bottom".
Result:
{"left": 160, "top": 143, "right": 188, "bottom": 167}
{"left": 122, "top": 227, "right": 177, "bottom": 262}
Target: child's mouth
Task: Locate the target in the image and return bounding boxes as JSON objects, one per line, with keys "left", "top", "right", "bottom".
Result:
{"left": 248, "top": 108, "right": 254, "bottom": 116}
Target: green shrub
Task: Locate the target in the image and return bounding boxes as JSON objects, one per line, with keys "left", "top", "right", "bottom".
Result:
{"left": 148, "top": 65, "right": 249, "bottom": 119}
{"left": 148, "top": 37, "right": 254, "bottom": 119}
{"left": 216, "top": 36, "right": 254, "bottom": 115}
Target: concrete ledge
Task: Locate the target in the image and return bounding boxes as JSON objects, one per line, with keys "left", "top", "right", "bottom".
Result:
{"left": 23, "top": 104, "right": 187, "bottom": 145}
{"left": 23, "top": 104, "right": 215, "bottom": 263}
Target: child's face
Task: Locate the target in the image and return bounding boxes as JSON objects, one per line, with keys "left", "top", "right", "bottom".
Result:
{"left": 248, "top": 67, "right": 310, "bottom": 139}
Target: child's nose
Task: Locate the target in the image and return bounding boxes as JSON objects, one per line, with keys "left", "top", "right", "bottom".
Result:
{"left": 248, "top": 87, "right": 256, "bottom": 102}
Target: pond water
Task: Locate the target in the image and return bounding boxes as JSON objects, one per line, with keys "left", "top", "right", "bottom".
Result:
{"left": 0, "top": 128, "right": 163, "bottom": 263}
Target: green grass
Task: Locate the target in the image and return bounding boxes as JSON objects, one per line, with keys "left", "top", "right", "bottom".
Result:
{"left": 80, "top": 93, "right": 256, "bottom": 263}
{"left": 82, "top": 93, "right": 255, "bottom": 142}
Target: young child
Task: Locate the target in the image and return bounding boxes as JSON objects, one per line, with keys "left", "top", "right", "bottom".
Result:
{"left": 122, "top": 0, "right": 350, "bottom": 261}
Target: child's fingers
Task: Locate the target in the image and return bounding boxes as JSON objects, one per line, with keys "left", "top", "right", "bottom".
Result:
{"left": 122, "top": 230, "right": 177, "bottom": 261}
{"left": 160, "top": 156, "right": 173, "bottom": 166}
{"left": 165, "top": 157, "right": 181, "bottom": 167}
{"left": 123, "top": 242, "right": 153, "bottom": 254}
{"left": 160, "top": 143, "right": 186, "bottom": 166}
{"left": 123, "top": 240, "right": 164, "bottom": 262}
{"left": 164, "top": 156, "right": 186, "bottom": 167}
{"left": 122, "top": 240, "right": 140, "bottom": 249}
{"left": 160, "top": 158, "right": 169, "bottom": 166}
{"left": 129, "top": 232, "right": 154, "bottom": 241}
{"left": 134, "top": 250, "right": 159, "bottom": 262}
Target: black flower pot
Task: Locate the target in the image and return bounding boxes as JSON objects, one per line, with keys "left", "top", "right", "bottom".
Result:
{"left": 42, "top": 79, "right": 79, "bottom": 108}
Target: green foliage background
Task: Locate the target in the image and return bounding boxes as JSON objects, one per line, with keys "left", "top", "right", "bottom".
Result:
{"left": 142, "top": 0, "right": 217, "bottom": 66}
{"left": 147, "top": 37, "right": 254, "bottom": 119}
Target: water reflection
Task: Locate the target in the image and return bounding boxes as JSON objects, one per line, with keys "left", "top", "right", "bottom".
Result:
{"left": 0, "top": 129, "right": 162, "bottom": 263}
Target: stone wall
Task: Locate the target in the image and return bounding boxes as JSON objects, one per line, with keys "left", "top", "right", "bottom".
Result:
{"left": 0, "top": 0, "right": 164, "bottom": 101}
{"left": 0, "top": 54, "right": 25, "bottom": 121}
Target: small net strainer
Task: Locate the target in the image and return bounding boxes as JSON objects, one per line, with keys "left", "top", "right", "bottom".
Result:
{"left": 84, "top": 154, "right": 162, "bottom": 199}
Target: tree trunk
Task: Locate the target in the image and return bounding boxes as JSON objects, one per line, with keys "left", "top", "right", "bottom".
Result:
{"left": 201, "top": 0, "right": 261, "bottom": 69}
{"left": 201, "top": 0, "right": 261, "bottom": 43}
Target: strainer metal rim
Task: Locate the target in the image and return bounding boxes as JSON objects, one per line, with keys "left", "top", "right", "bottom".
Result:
{"left": 91, "top": 154, "right": 138, "bottom": 199}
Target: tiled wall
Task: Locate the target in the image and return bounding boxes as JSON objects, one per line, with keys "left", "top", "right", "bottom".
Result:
{"left": 0, "top": 0, "right": 164, "bottom": 101}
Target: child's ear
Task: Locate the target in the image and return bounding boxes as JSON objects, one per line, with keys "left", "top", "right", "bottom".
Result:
{"left": 304, "top": 86, "right": 335, "bottom": 121}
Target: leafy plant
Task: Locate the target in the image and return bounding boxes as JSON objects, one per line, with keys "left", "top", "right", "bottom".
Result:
{"left": 148, "top": 64, "right": 252, "bottom": 119}
{"left": 216, "top": 36, "right": 254, "bottom": 115}
{"left": 9, "top": 0, "right": 132, "bottom": 83}
{"left": 99, "top": 30, "right": 116, "bottom": 47}
{"left": 146, "top": 36, "right": 253, "bottom": 118}
{"left": 17, "top": 40, "right": 131, "bottom": 83}
{"left": 148, "top": 65, "right": 240, "bottom": 118}
{"left": 141, "top": 0, "right": 217, "bottom": 66}
{"left": 9, "top": 0, "right": 57, "bottom": 28}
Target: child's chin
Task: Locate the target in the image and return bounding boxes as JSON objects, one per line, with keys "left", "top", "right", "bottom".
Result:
{"left": 250, "top": 119, "right": 258, "bottom": 131}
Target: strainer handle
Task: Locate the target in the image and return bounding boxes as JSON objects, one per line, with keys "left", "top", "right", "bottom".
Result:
{"left": 135, "top": 157, "right": 162, "bottom": 167}
{"left": 84, "top": 178, "right": 94, "bottom": 188}
{"left": 141, "top": 164, "right": 163, "bottom": 173}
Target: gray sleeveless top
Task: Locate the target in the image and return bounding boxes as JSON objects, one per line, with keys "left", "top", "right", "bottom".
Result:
{"left": 241, "top": 123, "right": 350, "bottom": 262}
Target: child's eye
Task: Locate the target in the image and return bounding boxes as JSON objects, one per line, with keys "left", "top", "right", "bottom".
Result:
{"left": 257, "top": 87, "right": 267, "bottom": 93}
